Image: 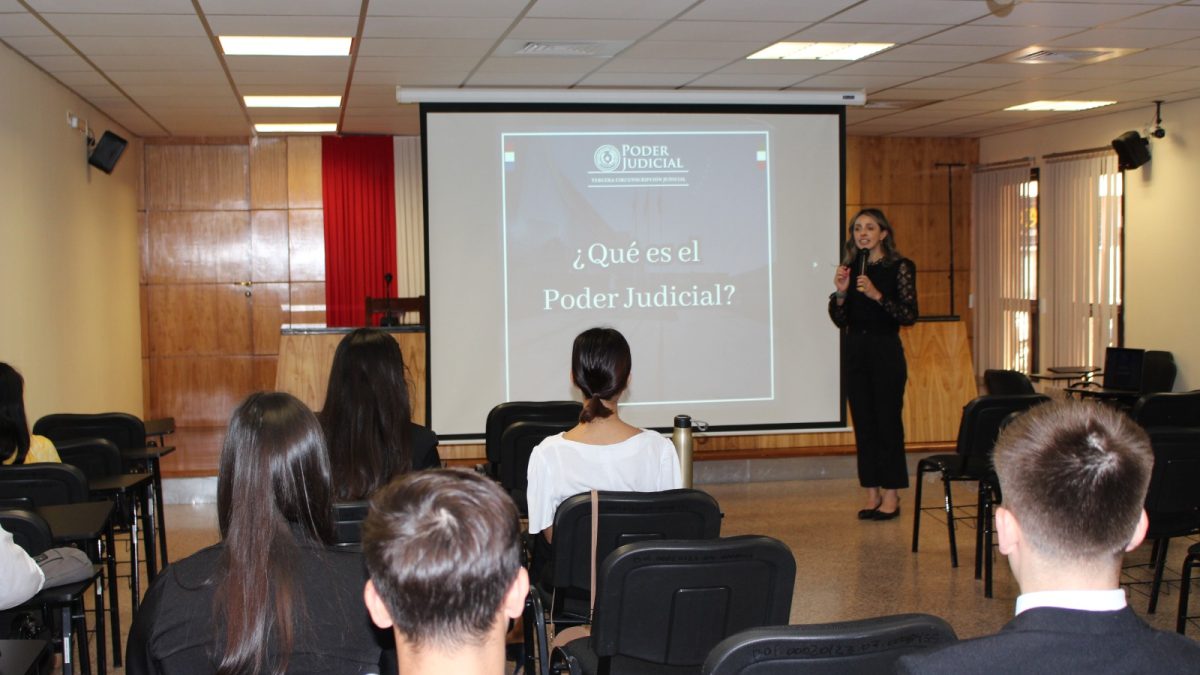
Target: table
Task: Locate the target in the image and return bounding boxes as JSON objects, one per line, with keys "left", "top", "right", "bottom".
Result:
{"left": 89, "top": 473, "right": 156, "bottom": 613}
{"left": 0, "top": 639, "right": 50, "bottom": 675}
{"left": 122, "top": 445, "right": 176, "bottom": 569}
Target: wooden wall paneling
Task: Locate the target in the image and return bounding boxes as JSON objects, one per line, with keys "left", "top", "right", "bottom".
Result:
{"left": 845, "top": 136, "right": 863, "bottom": 207}
{"left": 901, "top": 321, "right": 977, "bottom": 442}
{"left": 159, "top": 427, "right": 225, "bottom": 477}
{"left": 287, "top": 136, "right": 323, "bottom": 209}
{"left": 149, "top": 356, "right": 255, "bottom": 427}
{"left": 146, "top": 210, "right": 252, "bottom": 284}
{"left": 147, "top": 284, "right": 252, "bottom": 356}
{"left": 139, "top": 285, "right": 150, "bottom": 359}
{"left": 288, "top": 209, "right": 325, "bottom": 282}
{"left": 253, "top": 356, "right": 277, "bottom": 395}
{"left": 138, "top": 212, "right": 149, "bottom": 284}
{"left": 249, "top": 137, "right": 288, "bottom": 209}
{"left": 144, "top": 144, "right": 249, "bottom": 211}
{"left": 250, "top": 210, "right": 289, "bottom": 282}
{"left": 251, "top": 283, "right": 288, "bottom": 355}
{"left": 288, "top": 282, "right": 327, "bottom": 329}
{"left": 400, "top": 333, "right": 427, "bottom": 425}
{"left": 917, "top": 270, "right": 971, "bottom": 322}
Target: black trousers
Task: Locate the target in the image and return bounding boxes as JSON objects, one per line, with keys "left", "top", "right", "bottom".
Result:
{"left": 844, "top": 331, "right": 909, "bottom": 489}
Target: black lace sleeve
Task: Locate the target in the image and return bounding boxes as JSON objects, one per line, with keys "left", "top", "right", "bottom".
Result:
{"left": 881, "top": 258, "right": 918, "bottom": 326}
{"left": 828, "top": 292, "right": 848, "bottom": 328}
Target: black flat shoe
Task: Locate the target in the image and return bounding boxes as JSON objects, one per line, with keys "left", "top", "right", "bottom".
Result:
{"left": 872, "top": 506, "right": 901, "bottom": 521}
{"left": 857, "top": 507, "right": 879, "bottom": 520}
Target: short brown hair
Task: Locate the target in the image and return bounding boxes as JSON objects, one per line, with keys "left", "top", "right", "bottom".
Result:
{"left": 362, "top": 469, "right": 522, "bottom": 648}
{"left": 994, "top": 399, "right": 1152, "bottom": 561}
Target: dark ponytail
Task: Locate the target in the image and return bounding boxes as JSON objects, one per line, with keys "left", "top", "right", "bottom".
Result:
{"left": 571, "top": 328, "right": 631, "bottom": 424}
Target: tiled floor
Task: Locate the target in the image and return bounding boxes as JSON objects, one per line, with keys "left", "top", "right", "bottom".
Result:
{"left": 66, "top": 473, "right": 1200, "bottom": 674}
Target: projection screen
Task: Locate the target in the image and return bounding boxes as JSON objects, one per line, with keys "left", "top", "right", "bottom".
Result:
{"left": 422, "top": 104, "right": 845, "bottom": 438}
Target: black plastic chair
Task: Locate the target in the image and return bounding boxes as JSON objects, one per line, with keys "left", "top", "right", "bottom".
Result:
{"left": 701, "top": 613, "right": 958, "bottom": 675}
{"left": 483, "top": 401, "right": 582, "bottom": 479}
{"left": 912, "top": 394, "right": 1049, "bottom": 568}
{"left": 33, "top": 413, "right": 147, "bottom": 453}
{"left": 54, "top": 439, "right": 124, "bottom": 483}
{"left": 1178, "top": 542, "right": 1200, "bottom": 635}
{"left": 1, "top": 509, "right": 106, "bottom": 675}
{"left": 551, "top": 536, "right": 795, "bottom": 675}
{"left": 983, "top": 369, "right": 1035, "bottom": 395}
{"left": 546, "top": 489, "right": 722, "bottom": 623}
{"left": 1132, "top": 390, "right": 1200, "bottom": 429}
{"left": 499, "top": 419, "right": 577, "bottom": 515}
{"left": 0, "top": 463, "right": 91, "bottom": 507}
{"left": 1138, "top": 427, "right": 1200, "bottom": 614}
{"left": 331, "top": 500, "right": 369, "bottom": 549}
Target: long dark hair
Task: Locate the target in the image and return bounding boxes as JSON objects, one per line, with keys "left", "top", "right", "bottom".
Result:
{"left": 571, "top": 327, "right": 632, "bottom": 424}
{"left": 215, "top": 392, "right": 334, "bottom": 675}
{"left": 0, "top": 363, "right": 31, "bottom": 465}
{"left": 840, "top": 208, "right": 903, "bottom": 265}
{"left": 319, "top": 328, "right": 413, "bottom": 501}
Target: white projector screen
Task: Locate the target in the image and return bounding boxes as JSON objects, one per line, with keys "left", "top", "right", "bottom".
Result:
{"left": 423, "top": 105, "right": 845, "bottom": 438}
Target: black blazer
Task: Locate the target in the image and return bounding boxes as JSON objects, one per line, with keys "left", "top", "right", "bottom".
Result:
{"left": 410, "top": 422, "right": 440, "bottom": 470}
{"left": 897, "top": 606, "right": 1200, "bottom": 674}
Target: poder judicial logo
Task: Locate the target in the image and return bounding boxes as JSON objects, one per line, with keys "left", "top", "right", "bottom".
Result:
{"left": 589, "top": 143, "right": 689, "bottom": 187}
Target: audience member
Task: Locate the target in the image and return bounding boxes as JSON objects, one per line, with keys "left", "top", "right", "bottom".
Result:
{"left": 0, "top": 362, "right": 60, "bottom": 465}
{"left": 362, "top": 470, "right": 528, "bottom": 675}
{"left": 319, "top": 328, "right": 440, "bottom": 502}
{"left": 526, "top": 327, "right": 682, "bottom": 576}
{"left": 126, "top": 392, "right": 381, "bottom": 674}
{"left": 898, "top": 399, "right": 1200, "bottom": 674}
{"left": 0, "top": 522, "right": 44, "bottom": 610}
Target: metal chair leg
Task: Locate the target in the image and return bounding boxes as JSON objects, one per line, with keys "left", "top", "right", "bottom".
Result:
{"left": 1149, "top": 537, "right": 1171, "bottom": 614}
{"left": 943, "top": 476, "right": 958, "bottom": 568}
{"left": 911, "top": 464, "right": 926, "bottom": 552}
{"left": 1179, "top": 548, "right": 1197, "bottom": 635}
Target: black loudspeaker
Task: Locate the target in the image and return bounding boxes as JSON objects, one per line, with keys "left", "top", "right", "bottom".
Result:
{"left": 1111, "top": 130, "right": 1150, "bottom": 170}
{"left": 88, "top": 130, "right": 128, "bottom": 174}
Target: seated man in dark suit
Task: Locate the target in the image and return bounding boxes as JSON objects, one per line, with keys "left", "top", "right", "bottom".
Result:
{"left": 899, "top": 399, "right": 1200, "bottom": 674}
{"left": 361, "top": 469, "right": 530, "bottom": 675}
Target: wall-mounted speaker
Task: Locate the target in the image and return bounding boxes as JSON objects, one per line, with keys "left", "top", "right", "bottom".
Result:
{"left": 88, "top": 130, "right": 128, "bottom": 174}
{"left": 1111, "top": 130, "right": 1150, "bottom": 170}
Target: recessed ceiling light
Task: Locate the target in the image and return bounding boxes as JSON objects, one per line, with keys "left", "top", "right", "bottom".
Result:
{"left": 219, "top": 36, "right": 351, "bottom": 56}
{"left": 244, "top": 95, "right": 342, "bottom": 108}
{"left": 747, "top": 42, "right": 893, "bottom": 61}
{"left": 1005, "top": 100, "right": 1116, "bottom": 112}
{"left": 255, "top": 123, "right": 337, "bottom": 133}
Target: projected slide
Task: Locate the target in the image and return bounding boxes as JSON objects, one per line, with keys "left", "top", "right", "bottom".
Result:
{"left": 425, "top": 108, "right": 843, "bottom": 437}
{"left": 501, "top": 132, "right": 772, "bottom": 405}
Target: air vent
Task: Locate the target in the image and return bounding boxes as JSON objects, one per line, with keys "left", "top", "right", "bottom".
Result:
{"left": 497, "top": 39, "right": 632, "bottom": 58}
{"left": 992, "top": 46, "right": 1142, "bottom": 66}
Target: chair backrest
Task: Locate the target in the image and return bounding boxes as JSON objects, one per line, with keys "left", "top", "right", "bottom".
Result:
{"left": 1140, "top": 350, "right": 1177, "bottom": 394}
{"left": 701, "top": 613, "right": 958, "bottom": 675}
{"left": 551, "top": 489, "right": 723, "bottom": 594}
{"left": 1143, "top": 428, "right": 1200, "bottom": 533}
{"left": 983, "top": 369, "right": 1035, "bottom": 396}
{"left": 0, "top": 463, "right": 90, "bottom": 507}
{"left": 1132, "top": 390, "right": 1200, "bottom": 428}
{"left": 0, "top": 508, "right": 54, "bottom": 556}
{"left": 956, "top": 394, "right": 1050, "bottom": 458}
{"left": 484, "top": 401, "right": 582, "bottom": 465}
{"left": 33, "top": 412, "right": 146, "bottom": 451}
{"left": 590, "top": 536, "right": 795, "bottom": 667}
{"left": 498, "top": 420, "right": 577, "bottom": 509}
{"left": 332, "top": 500, "right": 370, "bottom": 549}
{"left": 1101, "top": 347, "right": 1146, "bottom": 392}
{"left": 53, "top": 437, "right": 123, "bottom": 480}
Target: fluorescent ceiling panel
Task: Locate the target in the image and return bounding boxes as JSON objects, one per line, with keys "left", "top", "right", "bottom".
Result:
{"left": 219, "top": 36, "right": 351, "bottom": 56}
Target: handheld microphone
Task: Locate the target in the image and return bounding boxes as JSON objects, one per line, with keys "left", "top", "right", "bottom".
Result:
{"left": 856, "top": 248, "right": 870, "bottom": 278}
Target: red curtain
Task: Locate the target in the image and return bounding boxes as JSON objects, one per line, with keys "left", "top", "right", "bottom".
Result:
{"left": 321, "top": 135, "right": 397, "bottom": 327}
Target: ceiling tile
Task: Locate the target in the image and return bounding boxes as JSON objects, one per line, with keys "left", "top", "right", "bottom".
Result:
{"left": 942, "top": 62, "right": 1078, "bottom": 78}
{"left": 796, "top": 73, "right": 917, "bottom": 90}
{"left": 45, "top": 13, "right": 205, "bottom": 37}
{"left": 204, "top": 14, "right": 360, "bottom": 36}
{"left": 916, "top": 25, "right": 1081, "bottom": 46}
{"left": 793, "top": 22, "right": 954, "bottom": 44}
{"left": 597, "top": 56, "right": 733, "bottom": 74}
{"left": 1111, "top": 49, "right": 1200, "bottom": 67}
{"left": 617, "top": 40, "right": 764, "bottom": 60}
{"left": 870, "top": 44, "right": 1014, "bottom": 62}
{"left": 712, "top": 59, "right": 843, "bottom": 76}
{"left": 363, "top": 16, "right": 514, "bottom": 39}
{"left": 199, "top": 0, "right": 361, "bottom": 15}
{"left": 26, "top": 53, "right": 90, "bottom": 70}
{"left": 2, "top": 36, "right": 73, "bottom": 55}
{"left": 969, "top": 1, "right": 1152, "bottom": 27}
{"left": 1049, "top": 27, "right": 1200, "bottom": 49}
{"left": 681, "top": 0, "right": 863, "bottom": 23}
{"left": 69, "top": 36, "right": 213, "bottom": 55}
{"left": 463, "top": 71, "right": 587, "bottom": 86}
{"left": 833, "top": 0, "right": 990, "bottom": 24}
{"left": 110, "top": 70, "right": 229, "bottom": 85}
{"left": 0, "top": 14, "right": 53, "bottom": 36}
{"left": 831, "top": 61, "right": 955, "bottom": 78}
{"left": 507, "top": 17, "right": 663, "bottom": 41}
{"left": 25, "top": 0, "right": 194, "bottom": 13}
{"left": 475, "top": 56, "right": 598, "bottom": 74}
{"left": 353, "top": 56, "right": 480, "bottom": 73}
{"left": 1106, "top": 6, "right": 1200, "bottom": 30}
{"left": 392, "top": 71, "right": 470, "bottom": 86}
{"left": 55, "top": 70, "right": 109, "bottom": 86}
{"left": 685, "top": 72, "right": 811, "bottom": 88}
{"left": 122, "top": 83, "right": 233, "bottom": 98}
{"left": 902, "top": 74, "right": 1013, "bottom": 90}
{"left": 358, "top": 37, "right": 495, "bottom": 58}
{"left": 577, "top": 72, "right": 702, "bottom": 87}
{"left": 864, "top": 87, "right": 951, "bottom": 100}
{"left": 528, "top": 0, "right": 694, "bottom": 20}
{"left": 367, "top": 0, "right": 529, "bottom": 19}
{"left": 649, "top": 20, "right": 808, "bottom": 42}
{"left": 87, "top": 52, "right": 216, "bottom": 70}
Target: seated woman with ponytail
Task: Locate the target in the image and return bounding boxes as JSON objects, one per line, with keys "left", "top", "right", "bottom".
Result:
{"left": 525, "top": 327, "right": 682, "bottom": 560}
{"left": 126, "top": 392, "right": 381, "bottom": 675}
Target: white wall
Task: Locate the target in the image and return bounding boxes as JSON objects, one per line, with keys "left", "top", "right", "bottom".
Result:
{"left": 980, "top": 97, "right": 1200, "bottom": 391}
{"left": 0, "top": 44, "right": 143, "bottom": 421}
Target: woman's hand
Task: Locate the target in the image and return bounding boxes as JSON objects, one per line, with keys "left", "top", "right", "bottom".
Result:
{"left": 856, "top": 274, "right": 881, "bottom": 302}
{"left": 834, "top": 266, "right": 850, "bottom": 293}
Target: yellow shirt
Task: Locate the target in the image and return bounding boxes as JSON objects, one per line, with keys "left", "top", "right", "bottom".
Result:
{"left": 2, "top": 434, "right": 61, "bottom": 465}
